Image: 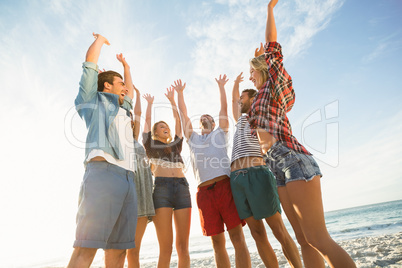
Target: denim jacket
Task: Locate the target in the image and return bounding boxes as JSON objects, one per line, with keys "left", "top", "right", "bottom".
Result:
{"left": 75, "top": 62, "right": 133, "bottom": 161}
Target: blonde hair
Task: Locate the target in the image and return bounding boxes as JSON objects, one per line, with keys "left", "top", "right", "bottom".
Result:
{"left": 151, "top": 121, "right": 172, "bottom": 143}
{"left": 249, "top": 55, "right": 269, "bottom": 87}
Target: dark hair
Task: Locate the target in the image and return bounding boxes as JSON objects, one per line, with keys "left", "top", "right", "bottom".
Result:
{"left": 97, "top": 71, "right": 123, "bottom": 92}
{"left": 242, "top": 89, "right": 257, "bottom": 98}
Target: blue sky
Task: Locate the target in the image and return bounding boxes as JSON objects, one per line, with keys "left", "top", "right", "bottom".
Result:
{"left": 0, "top": 0, "right": 401, "bottom": 266}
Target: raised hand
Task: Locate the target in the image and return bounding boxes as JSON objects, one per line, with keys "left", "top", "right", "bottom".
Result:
{"left": 215, "top": 74, "right": 229, "bottom": 87}
{"left": 254, "top": 43, "right": 264, "bottom": 57}
{"left": 92, "top": 32, "right": 110, "bottom": 46}
{"left": 268, "top": 0, "right": 278, "bottom": 9}
{"left": 165, "top": 87, "right": 175, "bottom": 102}
{"left": 116, "top": 53, "right": 128, "bottom": 66}
{"left": 98, "top": 68, "right": 106, "bottom": 74}
{"left": 172, "top": 79, "right": 186, "bottom": 93}
{"left": 143, "top": 93, "right": 154, "bottom": 104}
{"left": 234, "top": 72, "right": 244, "bottom": 84}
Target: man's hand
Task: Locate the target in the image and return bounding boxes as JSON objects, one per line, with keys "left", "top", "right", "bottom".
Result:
{"left": 116, "top": 53, "right": 129, "bottom": 67}
{"left": 234, "top": 72, "right": 244, "bottom": 85}
{"left": 92, "top": 32, "right": 110, "bottom": 46}
{"left": 165, "top": 87, "right": 175, "bottom": 102}
{"left": 254, "top": 43, "right": 264, "bottom": 57}
{"left": 172, "top": 79, "right": 186, "bottom": 93}
{"left": 143, "top": 93, "right": 154, "bottom": 104}
{"left": 215, "top": 74, "right": 229, "bottom": 87}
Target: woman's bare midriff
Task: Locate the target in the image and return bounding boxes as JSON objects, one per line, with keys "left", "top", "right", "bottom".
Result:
{"left": 198, "top": 175, "right": 228, "bottom": 188}
{"left": 89, "top": 156, "right": 107, "bottom": 162}
{"left": 257, "top": 128, "right": 278, "bottom": 155}
{"left": 152, "top": 165, "right": 185, "bottom": 178}
{"left": 230, "top": 156, "right": 265, "bottom": 172}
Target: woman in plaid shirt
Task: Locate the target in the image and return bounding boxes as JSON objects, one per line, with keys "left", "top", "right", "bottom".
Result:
{"left": 247, "top": 1, "right": 355, "bottom": 267}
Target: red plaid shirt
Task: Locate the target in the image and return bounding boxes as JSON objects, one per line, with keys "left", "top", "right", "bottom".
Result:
{"left": 248, "top": 42, "right": 310, "bottom": 155}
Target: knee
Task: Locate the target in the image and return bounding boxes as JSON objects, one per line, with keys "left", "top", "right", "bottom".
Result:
{"left": 249, "top": 226, "right": 267, "bottom": 243}
{"left": 294, "top": 230, "right": 327, "bottom": 251}
{"left": 211, "top": 235, "right": 226, "bottom": 251}
{"left": 228, "top": 229, "right": 246, "bottom": 246}
{"left": 176, "top": 241, "right": 189, "bottom": 257}
{"left": 303, "top": 232, "right": 332, "bottom": 252}
{"left": 159, "top": 243, "right": 173, "bottom": 256}
{"left": 127, "top": 247, "right": 140, "bottom": 259}
{"left": 73, "top": 247, "right": 97, "bottom": 259}
{"left": 270, "top": 224, "right": 288, "bottom": 242}
{"left": 294, "top": 231, "right": 309, "bottom": 248}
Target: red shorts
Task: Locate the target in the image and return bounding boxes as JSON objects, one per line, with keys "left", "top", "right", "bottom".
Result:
{"left": 196, "top": 177, "right": 246, "bottom": 236}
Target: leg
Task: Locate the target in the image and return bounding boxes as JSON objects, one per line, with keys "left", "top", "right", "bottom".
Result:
{"left": 227, "top": 224, "right": 252, "bottom": 268}
{"left": 105, "top": 249, "right": 127, "bottom": 268}
{"left": 245, "top": 217, "right": 278, "bottom": 268}
{"left": 278, "top": 185, "right": 325, "bottom": 268}
{"left": 286, "top": 177, "right": 356, "bottom": 268}
{"left": 127, "top": 216, "right": 148, "bottom": 268}
{"left": 67, "top": 247, "right": 97, "bottom": 268}
{"left": 210, "top": 232, "right": 231, "bottom": 268}
{"left": 153, "top": 207, "right": 174, "bottom": 268}
{"left": 173, "top": 208, "right": 192, "bottom": 268}
{"left": 265, "top": 211, "right": 302, "bottom": 268}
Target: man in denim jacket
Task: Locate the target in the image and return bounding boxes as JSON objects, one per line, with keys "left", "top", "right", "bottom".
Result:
{"left": 67, "top": 33, "right": 137, "bottom": 268}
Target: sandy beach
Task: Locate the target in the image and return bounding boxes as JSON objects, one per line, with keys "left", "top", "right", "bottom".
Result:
{"left": 41, "top": 231, "right": 402, "bottom": 268}
{"left": 137, "top": 232, "right": 402, "bottom": 268}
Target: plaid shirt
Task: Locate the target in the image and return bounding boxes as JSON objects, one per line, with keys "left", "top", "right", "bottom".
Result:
{"left": 248, "top": 42, "right": 310, "bottom": 155}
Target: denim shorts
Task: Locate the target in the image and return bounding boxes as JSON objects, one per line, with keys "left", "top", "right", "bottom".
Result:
{"left": 74, "top": 162, "right": 137, "bottom": 250}
{"left": 153, "top": 177, "right": 192, "bottom": 210}
{"left": 265, "top": 142, "right": 322, "bottom": 187}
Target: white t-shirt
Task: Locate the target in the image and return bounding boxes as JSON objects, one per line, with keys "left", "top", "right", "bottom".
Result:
{"left": 188, "top": 127, "right": 231, "bottom": 186}
{"left": 86, "top": 107, "right": 136, "bottom": 171}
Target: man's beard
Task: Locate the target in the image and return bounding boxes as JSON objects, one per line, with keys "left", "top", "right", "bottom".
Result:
{"left": 240, "top": 103, "right": 250, "bottom": 113}
{"left": 201, "top": 120, "right": 213, "bottom": 129}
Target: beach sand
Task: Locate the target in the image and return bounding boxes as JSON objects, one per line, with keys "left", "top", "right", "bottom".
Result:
{"left": 46, "top": 232, "right": 402, "bottom": 267}
{"left": 138, "top": 232, "right": 402, "bottom": 268}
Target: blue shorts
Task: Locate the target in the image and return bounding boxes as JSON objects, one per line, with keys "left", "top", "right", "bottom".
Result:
{"left": 74, "top": 162, "right": 137, "bottom": 250}
{"left": 265, "top": 142, "right": 323, "bottom": 187}
{"left": 153, "top": 177, "right": 192, "bottom": 210}
{"left": 230, "top": 165, "right": 281, "bottom": 220}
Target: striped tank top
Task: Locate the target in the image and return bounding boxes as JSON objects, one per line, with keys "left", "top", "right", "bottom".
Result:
{"left": 231, "top": 114, "right": 262, "bottom": 164}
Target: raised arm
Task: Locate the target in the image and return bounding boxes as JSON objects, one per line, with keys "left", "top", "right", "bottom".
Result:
{"left": 174, "top": 80, "right": 193, "bottom": 140}
{"left": 165, "top": 87, "right": 182, "bottom": 139}
{"left": 132, "top": 87, "right": 141, "bottom": 140}
{"left": 116, "top": 53, "right": 134, "bottom": 99}
{"left": 86, "top": 33, "right": 110, "bottom": 64}
{"left": 215, "top": 74, "right": 229, "bottom": 132}
{"left": 265, "top": 0, "right": 278, "bottom": 43}
{"left": 143, "top": 94, "right": 154, "bottom": 134}
{"left": 232, "top": 72, "right": 244, "bottom": 123}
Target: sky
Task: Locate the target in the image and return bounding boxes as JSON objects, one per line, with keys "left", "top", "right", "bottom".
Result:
{"left": 0, "top": 0, "right": 401, "bottom": 266}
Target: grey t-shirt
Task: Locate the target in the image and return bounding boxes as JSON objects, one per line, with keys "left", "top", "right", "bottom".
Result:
{"left": 188, "top": 127, "right": 231, "bottom": 186}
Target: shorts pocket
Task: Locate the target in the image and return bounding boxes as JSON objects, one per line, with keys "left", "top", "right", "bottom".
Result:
{"left": 275, "top": 150, "right": 301, "bottom": 173}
